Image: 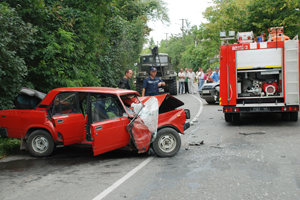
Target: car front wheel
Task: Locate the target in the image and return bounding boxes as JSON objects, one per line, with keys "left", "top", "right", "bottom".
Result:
{"left": 27, "top": 130, "right": 55, "bottom": 157}
{"left": 152, "top": 128, "right": 181, "bottom": 157}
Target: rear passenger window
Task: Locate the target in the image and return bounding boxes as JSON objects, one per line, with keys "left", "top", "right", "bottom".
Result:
{"left": 52, "top": 93, "right": 79, "bottom": 116}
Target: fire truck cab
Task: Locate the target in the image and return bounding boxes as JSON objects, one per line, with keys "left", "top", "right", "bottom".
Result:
{"left": 220, "top": 27, "right": 300, "bottom": 122}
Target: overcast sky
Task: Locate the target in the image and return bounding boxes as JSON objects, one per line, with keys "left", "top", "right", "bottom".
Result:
{"left": 147, "top": 0, "right": 214, "bottom": 44}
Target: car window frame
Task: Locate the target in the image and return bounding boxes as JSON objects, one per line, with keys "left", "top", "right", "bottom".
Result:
{"left": 50, "top": 92, "right": 81, "bottom": 117}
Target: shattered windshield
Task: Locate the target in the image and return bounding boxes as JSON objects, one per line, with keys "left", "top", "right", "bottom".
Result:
{"left": 121, "top": 95, "right": 159, "bottom": 139}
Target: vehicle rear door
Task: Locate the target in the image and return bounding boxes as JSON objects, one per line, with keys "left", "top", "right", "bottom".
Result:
{"left": 51, "top": 93, "right": 85, "bottom": 145}
{"left": 90, "top": 96, "right": 130, "bottom": 156}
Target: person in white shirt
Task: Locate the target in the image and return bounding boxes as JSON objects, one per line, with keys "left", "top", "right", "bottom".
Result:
{"left": 197, "top": 67, "right": 205, "bottom": 91}
{"left": 188, "top": 68, "right": 196, "bottom": 94}
{"left": 177, "top": 68, "right": 185, "bottom": 94}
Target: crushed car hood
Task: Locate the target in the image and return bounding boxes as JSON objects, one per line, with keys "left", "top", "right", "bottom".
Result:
{"left": 139, "top": 94, "right": 184, "bottom": 111}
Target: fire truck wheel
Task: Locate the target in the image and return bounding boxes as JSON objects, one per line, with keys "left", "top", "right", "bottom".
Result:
{"left": 290, "top": 112, "right": 298, "bottom": 122}
{"left": 232, "top": 113, "right": 240, "bottom": 122}
{"left": 225, "top": 113, "right": 232, "bottom": 122}
{"left": 27, "top": 130, "right": 55, "bottom": 157}
{"left": 152, "top": 128, "right": 181, "bottom": 157}
{"left": 281, "top": 113, "right": 290, "bottom": 121}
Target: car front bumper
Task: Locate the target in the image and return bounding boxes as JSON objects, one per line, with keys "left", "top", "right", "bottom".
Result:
{"left": 199, "top": 89, "right": 217, "bottom": 102}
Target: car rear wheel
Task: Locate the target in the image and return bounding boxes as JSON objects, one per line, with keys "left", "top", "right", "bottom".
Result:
{"left": 27, "top": 130, "right": 55, "bottom": 157}
{"left": 152, "top": 128, "right": 181, "bottom": 157}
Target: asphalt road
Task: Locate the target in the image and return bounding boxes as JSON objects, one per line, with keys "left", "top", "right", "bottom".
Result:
{"left": 1, "top": 93, "right": 300, "bottom": 200}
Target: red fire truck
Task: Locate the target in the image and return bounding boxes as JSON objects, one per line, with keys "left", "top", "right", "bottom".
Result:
{"left": 219, "top": 27, "right": 299, "bottom": 122}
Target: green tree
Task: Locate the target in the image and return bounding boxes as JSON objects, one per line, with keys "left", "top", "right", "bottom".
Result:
{"left": 0, "top": 3, "right": 36, "bottom": 109}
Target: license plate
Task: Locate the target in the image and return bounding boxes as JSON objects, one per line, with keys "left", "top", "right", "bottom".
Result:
{"left": 250, "top": 107, "right": 270, "bottom": 112}
{"left": 202, "top": 90, "right": 210, "bottom": 94}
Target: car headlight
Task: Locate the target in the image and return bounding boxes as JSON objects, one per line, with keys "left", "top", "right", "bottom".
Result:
{"left": 166, "top": 71, "right": 170, "bottom": 75}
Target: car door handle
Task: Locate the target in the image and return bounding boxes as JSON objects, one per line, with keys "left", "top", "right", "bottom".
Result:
{"left": 95, "top": 126, "right": 102, "bottom": 131}
{"left": 57, "top": 119, "right": 63, "bottom": 123}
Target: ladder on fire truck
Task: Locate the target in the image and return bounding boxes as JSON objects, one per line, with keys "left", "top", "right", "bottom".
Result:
{"left": 284, "top": 39, "right": 299, "bottom": 105}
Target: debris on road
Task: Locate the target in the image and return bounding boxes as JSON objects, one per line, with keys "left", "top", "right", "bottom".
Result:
{"left": 210, "top": 143, "right": 223, "bottom": 149}
{"left": 188, "top": 140, "right": 204, "bottom": 146}
{"left": 239, "top": 132, "right": 266, "bottom": 135}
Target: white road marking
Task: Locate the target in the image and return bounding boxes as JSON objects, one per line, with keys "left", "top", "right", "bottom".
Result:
{"left": 183, "top": 94, "right": 204, "bottom": 145}
{"left": 92, "top": 157, "right": 154, "bottom": 200}
{"left": 93, "top": 94, "right": 203, "bottom": 200}
{"left": 189, "top": 94, "right": 204, "bottom": 123}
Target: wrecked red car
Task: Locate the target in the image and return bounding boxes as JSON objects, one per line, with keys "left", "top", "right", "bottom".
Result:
{"left": 0, "top": 87, "right": 190, "bottom": 157}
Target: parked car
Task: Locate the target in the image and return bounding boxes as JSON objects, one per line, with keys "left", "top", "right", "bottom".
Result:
{"left": 0, "top": 87, "right": 190, "bottom": 157}
{"left": 199, "top": 82, "right": 220, "bottom": 104}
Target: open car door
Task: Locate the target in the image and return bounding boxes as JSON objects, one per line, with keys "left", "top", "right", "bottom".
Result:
{"left": 51, "top": 93, "right": 85, "bottom": 145}
{"left": 90, "top": 96, "right": 130, "bottom": 156}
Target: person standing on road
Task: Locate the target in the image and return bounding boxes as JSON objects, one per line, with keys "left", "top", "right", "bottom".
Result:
{"left": 118, "top": 69, "right": 133, "bottom": 89}
{"left": 184, "top": 68, "right": 189, "bottom": 94}
{"left": 188, "top": 68, "right": 196, "bottom": 94}
{"left": 197, "top": 67, "right": 205, "bottom": 91}
{"left": 178, "top": 68, "right": 185, "bottom": 94}
{"left": 206, "top": 68, "right": 213, "bottom": 83}
{"left": 142, "top": 67, "right": 166, "bottom": 96}
{"left": 210, "top": 67, "right": 220, "bottom": 83}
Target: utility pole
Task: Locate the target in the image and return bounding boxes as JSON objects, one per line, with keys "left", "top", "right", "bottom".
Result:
{"left": 180, "top": 19, "right": 185, "bottom": 44}
{"left": 165, "top": 33, "right": 168, "bottom": 48}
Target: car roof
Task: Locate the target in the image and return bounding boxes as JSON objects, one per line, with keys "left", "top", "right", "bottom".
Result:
{"left": 38, "top": 87, "right": 139, "bottom": 107}
{"left": 51, "top": 87, "right": 138, "bottom": 95}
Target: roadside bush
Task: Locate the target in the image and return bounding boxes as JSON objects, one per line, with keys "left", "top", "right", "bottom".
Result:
{"left": 0, "top": 137, "right": 21, "bottom": 159}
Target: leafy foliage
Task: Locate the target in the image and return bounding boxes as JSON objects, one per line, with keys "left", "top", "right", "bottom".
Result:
{"left": 0, "top": 3, "right": 36, "bottom": 109}
{"left": 0, "top": 137, "right": 21, "bottom": 159}
{"left": 0, "top": 0, "right": 168, "bottom": 110}
{"left": 149, "top": 0, "right": 300, "bottom": 74}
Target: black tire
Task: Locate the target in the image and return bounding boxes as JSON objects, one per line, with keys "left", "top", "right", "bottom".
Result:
{"left": 152, "top": 128, "right": 181, "bottom": 157}
{"left": 136, "top": 80, "right": 143, "bottom": 96}
{"left": 290, "top": 112, "right": 298, "bottom": 122}
{"left": 232, "top": 113, "right": 240, "bottom": 122}
{"left": 169, "top": 79, "right": 177, "bottom": 95}
{"left": 206, "top": 101, "right": 216, "bottom": 104}
{"left": 27, "top": 130, "right": 55, "bottom": 157}
{"left": 225, "top": 113, "right": 232, "bottom": 122}
{"left": 281, "top": 112, "right": 290, "bottom": 121}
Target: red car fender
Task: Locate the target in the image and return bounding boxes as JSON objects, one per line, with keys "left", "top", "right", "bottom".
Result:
{"left": 24, "top": 119, "right": 57, "bottom": 142}
{"left": 157, "top": 108, "right": 186, "bottom": 134}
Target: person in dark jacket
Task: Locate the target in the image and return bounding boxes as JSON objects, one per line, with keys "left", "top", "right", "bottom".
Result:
{"left": 142, "top": 67, "right": 165, "bottom": 96}
{"left": 118, "top": 69, "right": 133, "bottom": 89}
